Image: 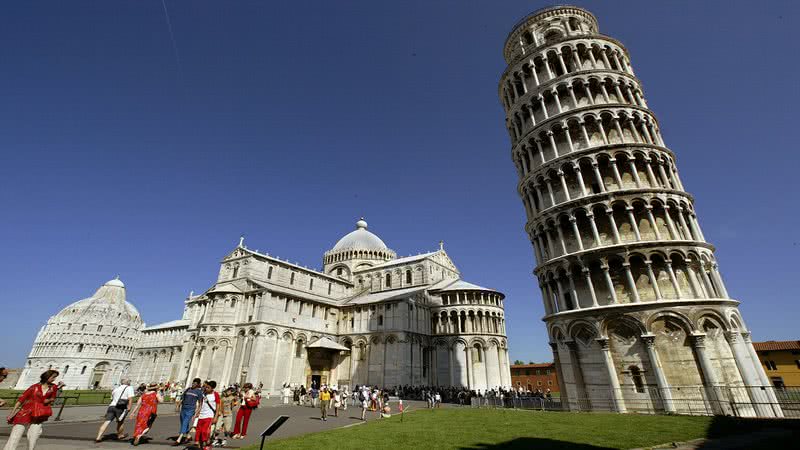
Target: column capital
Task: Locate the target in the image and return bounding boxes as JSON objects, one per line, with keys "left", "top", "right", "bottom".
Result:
{"left": 595, "top": 337, "right": 610, "bottom": 350}
{"left": 724, "top": 330, "right": 741, "bottom": 344}
{"left": 640, "top": 333, "right": 656, "bottom": 347}
{"left": 546, "top": 130, "right": 554, "bottom": 137}
{"left": 690, "top": 332, "right": 707, "bottom": 347}
{"left": 568, "top": 215, "right": 577, "bottom": 222}
{"left": 741, "top": 331, "right": 752, "bottom": 343}
{"left": 586, "top": 211, "right": 594, "bottom": 218}
{"left": 549, "top": 341, "right": 559, "bottom": 352}
{"left": 644, "top": 259, "right": 653, "bottom": 266}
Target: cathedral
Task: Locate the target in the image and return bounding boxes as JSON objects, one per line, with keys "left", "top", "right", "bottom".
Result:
{"left": 20, "top": 219, "right": 511, "bottom": 393}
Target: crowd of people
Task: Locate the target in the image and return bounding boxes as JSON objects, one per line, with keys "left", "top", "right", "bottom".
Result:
{"left": 1, "top": 369, "right": 264, "bottom": 450}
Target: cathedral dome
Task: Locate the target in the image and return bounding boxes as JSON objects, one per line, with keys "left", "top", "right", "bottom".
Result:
{"left": 331, "top": 219, "right": 389, "bottom": 252}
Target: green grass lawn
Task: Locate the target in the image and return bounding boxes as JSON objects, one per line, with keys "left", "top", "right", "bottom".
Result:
{"left": 244, "top": 408, "right": 720, "bottom": 450}
{"left": 0, "top": 389, "right": 112, "bottom": 406}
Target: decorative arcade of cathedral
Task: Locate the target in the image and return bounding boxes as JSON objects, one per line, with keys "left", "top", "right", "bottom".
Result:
{"left": 499, "top": 6, "right": 782, "bottom": 416}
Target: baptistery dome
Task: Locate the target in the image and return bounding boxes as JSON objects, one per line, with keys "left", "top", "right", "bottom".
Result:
{"left": 16, "top": 278, "right": 143, "bottom": 390}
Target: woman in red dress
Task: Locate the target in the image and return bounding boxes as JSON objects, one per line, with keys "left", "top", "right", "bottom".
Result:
{"left": 4, "top": 369, "right": 63, "bottom": 450}
{"left": 129, "top": 383, "right": 163, "bottom": 446}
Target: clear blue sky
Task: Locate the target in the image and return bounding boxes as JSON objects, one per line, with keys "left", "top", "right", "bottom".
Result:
{"left": 1, "top": 1, "right": 798, "bottom": 367}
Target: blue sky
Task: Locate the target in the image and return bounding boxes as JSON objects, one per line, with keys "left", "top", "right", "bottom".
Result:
{"left": 1, "top": 1, "right": 798, "bottom": 367}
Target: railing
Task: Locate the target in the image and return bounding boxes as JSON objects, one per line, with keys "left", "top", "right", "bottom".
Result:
{"left": 471, "top": 385, "right": 800, "bottom": 419}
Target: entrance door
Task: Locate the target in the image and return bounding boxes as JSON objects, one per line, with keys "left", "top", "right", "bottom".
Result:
{"left": 311, "top": 375, "right": 321, "bottom": 389}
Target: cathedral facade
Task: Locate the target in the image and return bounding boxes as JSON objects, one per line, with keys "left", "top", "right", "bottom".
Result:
{"left": 499, "top": 6, "right": 781, "bottom": 416}
{"left": 126, "top": 219, "right": 511, "bottom": 393}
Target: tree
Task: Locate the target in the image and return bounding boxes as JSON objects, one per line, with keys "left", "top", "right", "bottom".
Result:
{"left": 513, "top": 359, "right": 525, "bottom": 365}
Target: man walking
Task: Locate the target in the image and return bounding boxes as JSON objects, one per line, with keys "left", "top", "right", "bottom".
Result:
{"left": 95, "top": 378, "right": 135, "bottom": 442}
{"left": 319, "top": 386, "right": 331, "bottom": 421}
{"left": 173, "top": 378, "right": 203, "bottom": 446}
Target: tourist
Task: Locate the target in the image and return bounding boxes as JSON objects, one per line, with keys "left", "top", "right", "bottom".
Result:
{"left": 332, "top": 389, "right": 340, "bottom": 417}
{"left": 299, "top": 385, "right": 307, "bottom": 406}
{"left": 360, "top": 389, "right": 369, "bottom": 421}
{"left": 193, "top": 381, "right": 219, "bottom": 450}
{"left": 319, "top": 386, "right": 331, "bottom": 421}
{"left": 95, "top": 378, "right": 135, "bottom": 442}
{"left": 232, "top": 382, "right": 257, "bottom": 440}
{"left": 282, "top": 384, "right": 291, "bottom": 405}
{"left": 3, "top": 370, "right": 62, "bottom": 450}
{"left": 213, "top": 387, "right": 236, "bottom": 447}
{"left": 0, "top": 367, "right": 8, "bottom": 407}
{"left": 341, "top": 386, "right": 348, "bottom": 411}
{"left": 129, "top": 383, "right": 162, "bottom": 446}
{"left": 173, "top": 378, "right": 203, "bottom": 446}
{"left": 435, "top": 392, "right": 441, "bottom": 408}
{"left": 310, "top": 385, "right": 318, "bottom": 408}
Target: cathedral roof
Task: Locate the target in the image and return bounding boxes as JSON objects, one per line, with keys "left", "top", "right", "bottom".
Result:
{"left": 306, "top": 337, "right": 349, "bottom": 351}
{"left": 141, "top": 319, "right": 189, "bottom": 332}
{"left": 431, "top": 279, "right": 504, "bottom": 297}
{"left": 330, "top": 219, "right": 390, "bottom": 253}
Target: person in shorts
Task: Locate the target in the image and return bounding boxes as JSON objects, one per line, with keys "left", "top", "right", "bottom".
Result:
{"left": 95, "top": 378, "right": 135, "bottom": 442}
{"left": 173, "top": 378, "right": 202, "bottom": 446}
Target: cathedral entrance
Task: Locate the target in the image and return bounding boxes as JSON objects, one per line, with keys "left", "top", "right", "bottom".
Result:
{"left": 304, "top": 337, "right": 350, "bottom": 389}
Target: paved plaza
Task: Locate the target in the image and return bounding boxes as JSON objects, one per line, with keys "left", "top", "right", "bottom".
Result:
{"left": 0, "top": 399, "right": 432, "bottom": 449}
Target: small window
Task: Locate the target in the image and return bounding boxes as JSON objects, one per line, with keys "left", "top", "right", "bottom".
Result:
{"left": 337, "top": 268, "right": 343, "bottom": 276}
{"left": 67, "top": 324, "right": 71, "bottom": 330}
{"left": 328, "top": 283, "right": 332, "bottom": 295}
{"left": 406, "top": 270, "right": 412, "bottom": 284}
{"left": 106, "top": 346, "right": 111, "bottom": 354}
{"left": 630, "top": 366, "right": 645, "bottom": 393}
{"left": 81, "top": 324, "right": 87, "bottom": 331}
{"left": 64, "top": 365, "right": 69, "bottom": 374}
{"left": 295, "top": 340, "right": 303, "bottom": 358}
{"left": 350, "top": 317, "right": 354, "bottom": 328}
{"left": 378, "top": 315, "right": 383, "bottom": 326}
{"left": 77, "top": 344, "right": 84, "bottom": 352}
{"left": 309, "top": 279, "right": 314, "bottom": 290}
{"left": 248, "top": 315, "right": 253, "bottom": 321}
{"left": 324, "top": 308, "right": 329, "bottom": 320}
{"left": 81, "top": 366, "right": 87, "bottom": 375}
{"left": 298, "top": 302, "right": 304, "bottom": 315}
{"left": 232, "top": 266, "right": 239, "bottom": 278}
{"left": 97, "top": 325, "right": 102, "bottom": 332}
{"left": 268, "top": 266, "right": 273, "bottom": 279}
{"left": 284, "top": 299, "right": 289, "bottom": 312}
{"left": 290, "top": 272, "right": 295, "bottom": 285}
{"left": 312, "top": 305, "right": 317, "bottom": 318}
{"left": 385, "top": 273, "right": 392, "bottom": 288}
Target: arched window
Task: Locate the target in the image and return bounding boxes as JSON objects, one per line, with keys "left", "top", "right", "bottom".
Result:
{"left": 359, "top": 343, "right": 366, "bottom": 360}
{"left": 295, "top": 340, "right": 304, "bottom": 358}
{"left": 81, "top": 324, "right": 86, "bottom": 331}
{"left": 106, "top": 346, "right": 111, "bottom": 354}
{"left": 378, "top": 315, "right": 383, "bottom": 326}
{"left": 630, "top": 366, "right": 645, "bottom": 393}
{"left": 522, "top": 31, "right": 534, "bottom": 45}
{"left": 290, "top": 272, "right": 295, "bottom": 285}
{"left": 67, "top": 324, "right": 71, "bottom": 330}
{"left": 337, "top": 267, "right": 343, "bottom": 276}
{"left": 385, "top": 273, "right": 392, "bottom": 288}
{"left": 350, "top": 317, "right": 354, "bottom": 328}
{"left": 406, "top": 270, "right": 412, "bottom": 284}
{"left": 232, "top": 265, "right": 239, "bottom": 278}
{"left": 81, "top": 366, "right": 87, "bottom": 375}
{"left": 77, "top": 344, "right": 84, "bottom": 353}
{"left": 63, "top": 365, "right": 69, "bottom": 374}
{"left": 97, "top": 325, "right": 102, "bottom": 332}
{"left": 267, "top": 266, "right": 273, "bottom": 279}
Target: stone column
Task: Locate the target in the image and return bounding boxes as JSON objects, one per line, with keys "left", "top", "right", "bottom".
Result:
{"left": 644, "top": 260, "right": 662, "bottom": 300}
{"left": 665, "top": 262, "right": 683, "bottom": 299}
{"left": 588, "top": 213, "right": 602, "bottom": 247}
{"left": 641, "top": 334, "right": 676, "bottom": 413}
{"left": 742, "top": 332, "right": 784, "bottom": 417}
{"left": 622, "top": 262, "right": 641, "bottom": 302}
{"left": 550, "top": 342, "right": 571, "bottom": 410}
{"left": 220, "top": 345, "right": 234, "bottom": 387}
{"left": 569, "top": 216, "right": 584, "bottom": 251}
{"left": 583, "top": 267, "right": 599, "bottom": 307}
{"left": 726, "top": 331, "right": 774, "bottom": 417}
{"left": 601, "top": 261, "right": 618, "bottom": 304}
{"left": 597, "top": 337, "right": 626, "bottom": 413}
{"left": 690, "top": 333, "right": 729, "bottom": 415}
{"left": 626, "top": 207, "right": 642, "bottom": 241}
{"left": 606, "top": 209, "right": 622, "bottom": 244}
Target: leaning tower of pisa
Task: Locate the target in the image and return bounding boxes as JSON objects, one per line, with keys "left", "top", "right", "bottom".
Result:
{"left": 499, "top": 6, "right": 781, "bottom": 416}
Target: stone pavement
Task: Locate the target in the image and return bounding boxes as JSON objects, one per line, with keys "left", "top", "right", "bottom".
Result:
{"left": 0, "top": 399, "right": 433, "bottom": 449}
